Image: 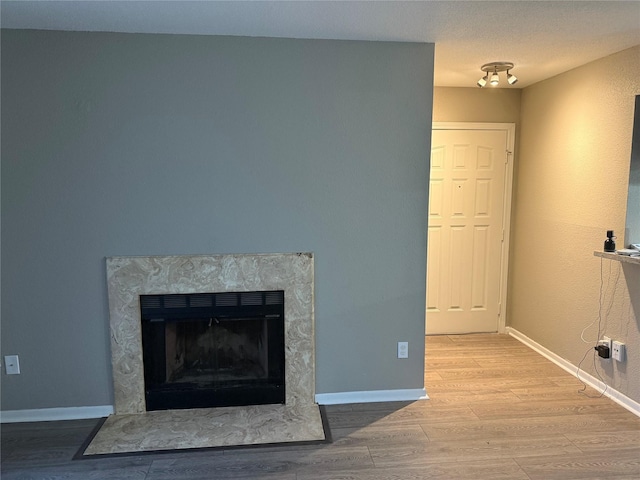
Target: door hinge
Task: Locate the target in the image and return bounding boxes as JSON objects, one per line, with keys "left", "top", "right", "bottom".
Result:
{"left": 505, "top": 150, "right": 512, "bottom": 164}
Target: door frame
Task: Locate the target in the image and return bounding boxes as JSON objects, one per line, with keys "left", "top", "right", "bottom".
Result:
{"left": 429, "top": 122, "right": 515, "bottom": 333}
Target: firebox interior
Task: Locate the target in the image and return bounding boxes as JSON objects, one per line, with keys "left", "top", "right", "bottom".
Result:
{"left": 140, "top": 291, "right": 285, "bottom": 411}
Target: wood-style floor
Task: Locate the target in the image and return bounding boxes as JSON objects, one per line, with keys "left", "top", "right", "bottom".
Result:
{"left": 2, "top": 334, "right": 639, "bottom": 479}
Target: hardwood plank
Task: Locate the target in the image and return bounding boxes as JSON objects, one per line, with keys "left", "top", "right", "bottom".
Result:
{"left": 423, "top": 391, "right": 521, "bottom": 406}
{"left": 423, "top": 334, "right": 458, "bottom": 345}
{"left": 548, "top": 375, "right": 588, "bottom": 386}
{"left": 1, "top": 445, "right": 86, "bottom": 467}
{"left": 0, "top": 419, "right": 108, "bottom": 469}
{"left": 330, "top": 424, "right": 429, "bottom": 447}
{"left": 332, "top": 401, "right": 417, "bottom": 413}
{"left": 435, "top": 364, "right": 566, "bottom": 380}
{"left": 444, "top": 333, "right": 513, "bottom": 341}
{"left": 421, "top": 413, "right": 640, "bottom": 441}
{"left": 0, "top": 457, "right": 152, "bottom": 480}
{"left": 564, "top": 430, "right": 640, "bottom": 452}
{"left": 322, "top": 403, "right": 356, "bottom": 413}
{"left": 425, "top": 357, "right": 481, "bottom": 369}
{"left": 146, "top": 446, "right": 374, "bottom": 479}
{"left": 1, "top": 419, "right": 99, "bottom": 434}
{"left": 297, "top": 458, "right": 530, "bottom": 480}
{"left": 509, "top": 385, "right": 617, "bottom": 403}
{"left": 369, "top": 435, "right": 582, "bottom": 466}
{"left": 470, "top": 399, "right": 628, "bottom": 420}
{"left": 426, "top": 377, "right": 557, "bottom": 392}
{"left": 515, "top": 449, "right": 640, "bottom": 479}
{"left": 425, "top": 348, "right": 526, "bottom": 359}
{"left": 145, "top": 454, "right": 295, "bottom": 480}
{"left": 1, "top": 419, "right": 98, "bottom": 452}
{"left": 423, "top": 371, "right": 443, "bottom": 382}
{"left": 473, "top": 355, "right": 552, "bottom": 366}
{"left": 326, "top": 405, "right": 478, "bottom": 429}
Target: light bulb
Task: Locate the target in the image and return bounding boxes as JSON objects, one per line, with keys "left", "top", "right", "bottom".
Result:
{"left": 490, "top": 71, "right": 499, "bottom": 86}
{"left": 507, "top": 71, "right": 518, "bottom": 85}
{"left": 477, "top": 76, "right": 487, "bottom": 88}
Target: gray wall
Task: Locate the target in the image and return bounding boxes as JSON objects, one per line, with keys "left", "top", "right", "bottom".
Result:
{"left": 1, "top": 30, "right": 434, "bottom": 410}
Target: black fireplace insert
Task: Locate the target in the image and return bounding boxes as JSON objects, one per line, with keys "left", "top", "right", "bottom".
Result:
{"left": 140, "top": 290, "right": 285, "bottom": 411}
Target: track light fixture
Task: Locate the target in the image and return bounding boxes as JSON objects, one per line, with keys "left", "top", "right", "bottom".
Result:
{"left": 477, "top": 62, "right": 516, "bottom": 88}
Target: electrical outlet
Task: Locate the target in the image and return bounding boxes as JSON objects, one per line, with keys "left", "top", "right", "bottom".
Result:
{"left": 397, "top": 341, "right": 408, "bottom": 359}
{"left": 4, "top": 355, "right": 20, "bottom": 375}
{"left": 612, "top": 341, "right": 626, "bottom": 362}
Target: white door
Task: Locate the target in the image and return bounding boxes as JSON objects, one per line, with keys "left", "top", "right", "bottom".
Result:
{"left": 426, "top": 124, "right": 514, "bottom": 334}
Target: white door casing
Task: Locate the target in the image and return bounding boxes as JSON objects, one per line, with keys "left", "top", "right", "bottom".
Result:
{"left": 426, "top": 123, "right": 514, "bottom": 334}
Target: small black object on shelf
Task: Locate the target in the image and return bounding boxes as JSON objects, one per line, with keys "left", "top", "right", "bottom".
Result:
{"left": 604, "top": 230, "right": 616, "bottom": 252}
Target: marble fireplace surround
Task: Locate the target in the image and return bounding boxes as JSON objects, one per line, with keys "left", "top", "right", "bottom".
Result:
{"left": 86, "top": 253, "right": 322, "bottom": 455}
{"left": 107, "top": 252, "right": 315, "bottom": 414}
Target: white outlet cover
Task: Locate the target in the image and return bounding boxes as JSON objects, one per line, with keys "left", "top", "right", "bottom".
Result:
{"left": 4, "top": 355, "right": 20, "bottom": 375}
{"left": 612, "top": 341, "right": 625, "bottom": 362}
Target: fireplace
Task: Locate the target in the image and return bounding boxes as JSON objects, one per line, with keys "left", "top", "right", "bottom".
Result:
{"left": 86, "top": 253, "right": 323, "bottom": 455}
{"left": 106, "top": 253, "right": 315, "bottom": 415}
{"left": 140, "top": 291, "right": 285, "bottom": 411}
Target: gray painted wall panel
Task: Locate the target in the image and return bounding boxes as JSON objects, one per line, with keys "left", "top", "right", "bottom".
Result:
{"left": 1, "top": 30, "right": 433, "bottom": 410}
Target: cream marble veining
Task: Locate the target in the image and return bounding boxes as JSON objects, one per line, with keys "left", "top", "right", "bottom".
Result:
{"left": 94, "top": 253, "right": 322, "bottom": 454}
{"left": 106, "top": 253, "right": 315, "bottom": 415}
{"left": 84, "top": 403, "right": 326, "bottom": 455}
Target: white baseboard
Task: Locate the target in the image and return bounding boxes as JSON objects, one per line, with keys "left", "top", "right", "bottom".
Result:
{"left": 315, "top": 388, "right": 429, "bottom": 405}
{"left": 0, "top": 405, "right": 114, "bottom": 423}
{"left": 0, "top": 389, "right": 431, "bottom": 421}
{"left": 506, "top": 327, "right": 640, "bottom": 417}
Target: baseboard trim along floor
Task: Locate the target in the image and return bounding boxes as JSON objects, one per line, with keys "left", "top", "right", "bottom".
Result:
{"left": 507, "top": 327, "right": 640, "bottom": 417}
{"left": 0, "top": 405, "right": 115, "bottom": 424}
{"left": 315, "top": 388, "right": 429, "bottom": 406}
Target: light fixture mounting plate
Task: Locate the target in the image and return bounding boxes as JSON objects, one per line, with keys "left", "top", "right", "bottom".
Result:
{"left": 481, "top": 62, "right": 514, "bottom": 73}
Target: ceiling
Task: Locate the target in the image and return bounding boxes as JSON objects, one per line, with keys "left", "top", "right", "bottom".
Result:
{"left": 1, "top": 1, "right": 639, "bottom": 88}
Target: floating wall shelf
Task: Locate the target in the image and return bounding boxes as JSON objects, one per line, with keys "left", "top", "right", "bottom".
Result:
{"left": 594, "top": 251, "right": 640, "bottom": 266}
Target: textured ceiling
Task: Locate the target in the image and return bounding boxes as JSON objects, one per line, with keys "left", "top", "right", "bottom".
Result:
{"left": 1, "top": 1, "right": 639, "bottom": 88}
